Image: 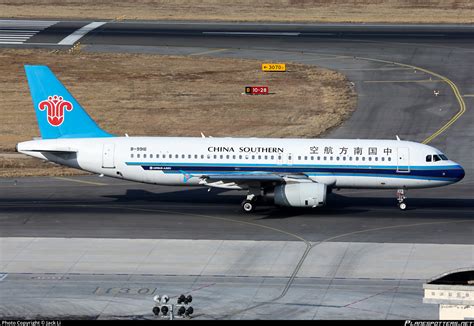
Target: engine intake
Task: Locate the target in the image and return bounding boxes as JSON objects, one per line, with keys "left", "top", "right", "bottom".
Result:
{"left": 274, "top": 182, "right": 327, "bottom": 207}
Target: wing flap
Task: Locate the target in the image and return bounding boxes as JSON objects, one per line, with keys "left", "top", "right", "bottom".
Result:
{"left": 202, "top": 174, "right": 283, "bottom": 183}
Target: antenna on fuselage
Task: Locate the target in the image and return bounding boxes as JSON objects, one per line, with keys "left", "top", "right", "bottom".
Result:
{"left": 396, "top": 135, "right": 401, "bottom": 141}
{"left": 201, "top": 132, "right": 205, "bottom": 138}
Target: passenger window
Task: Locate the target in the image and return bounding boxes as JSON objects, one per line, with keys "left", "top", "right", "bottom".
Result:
{"left": 355, "top": 157, "right": 359, "bottom": 161}
{"left": 131, "top": 153, "right": 134, "bottom": 158}
{"left": 298, "top": 156, "right": 301, "bottom": 160}
{"left": 288, "top": 156, "right": 292, "bottom": 160}
{"left": 368, "top": 157, "right": 372, "bottom": 161}
{"left": 336, "top": 157, "right": 340, "bottom": 161}
{"left": 207, "top": 154, "right": 211, "bottom": 159}
{"left": 264, "top": 155, "right": 268, "bottom": 160}
{"left": 317, "top": 156, "right": 321, "bottom": 160}
{"left": 330, "top": 157, "right": 333, "bottom": 161}
{"left": 175, "top": 154, "right": 178, "bottom": 159}
{"left": 258, "top": 155, "right": 261, "bottom": 160}
{"left": 239, "top": 155, "right": 242, "bottom": 159}
{"left": 342, "top": 156, "right": 346, "bottom": 161}
{"left": 311, "top": 156, "right": 314, "bottom": 161}
{"left": 362, "top": 157, "right": 365, "bottom": 161}
{"left": 388, "top": 157, "right": 391, "bottom": 161}
{"left": 137, "top": 154, "right": 140, "bottom": 158}
{"left": 349, "top": 157, "right": 352, "bottom": 161}
{"left": 381, "top": 157, "right": 385, "bottom": 161}
{"left": 188, "top": 154, "right": 191, "bottom": 159}
{"left": 251, "top": 155, "right": 255, "bottom": 159}
{"left": 144, "top": 154, "right": 147, "bottom": 158}
{"left": 375, "top": 157, "right": 378, "bottom": 161}
{"left": 220, "top": 155, "right": 223, "bottom": 159}
{"left": 194, "top": 154, "right": 198, "bottom": 159}
{"left": 323, "top": 156, "right": 327, "bottom": 161}
{"left": 271, "top": 155, "right": 274, "bottom": 160}
{"left": 157, "top": 154, "right": 160, "bottom": 158}
{"left": 233, "top": 155, "right": 236, "bottom": 159}
{"left": 226, "top": 155, "right": 230, "bottom": 159}
{"left": 201, "top": 155, "right": 204, "bottom": 159}
{"left": 304, "top": 156, "right": 308, "bottom": 160}
{"left": 213, "top": 155, "right": 217, "bottom": 159}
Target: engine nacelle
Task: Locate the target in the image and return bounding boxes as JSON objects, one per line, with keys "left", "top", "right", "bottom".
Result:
{"left": 274, "top": 182, "right": 327, "bottom": 208}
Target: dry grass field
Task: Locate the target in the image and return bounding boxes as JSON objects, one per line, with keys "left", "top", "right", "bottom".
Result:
{"left": 0, "top": 49, "right": 356, "bottom": 177}
{"left": 0, "top": 0, "right": 473, "bottom": 23}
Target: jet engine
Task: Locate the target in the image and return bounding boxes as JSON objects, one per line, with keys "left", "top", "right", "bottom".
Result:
{"left": 274, "top": 182, "right": 327, "bottom": 208}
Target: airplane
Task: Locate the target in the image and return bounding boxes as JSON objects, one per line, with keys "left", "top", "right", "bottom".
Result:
{"left": 16, "top": 65, "right": 465, "bottom": 212}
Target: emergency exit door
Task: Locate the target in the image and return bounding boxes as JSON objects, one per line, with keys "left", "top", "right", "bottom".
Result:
{"left": 102, "top": 143, "right": 115, "bottom": 168}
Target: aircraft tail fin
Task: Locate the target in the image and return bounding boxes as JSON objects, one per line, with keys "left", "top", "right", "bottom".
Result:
{"left": 24, "top": 65, "right": 113, "bottom": 139}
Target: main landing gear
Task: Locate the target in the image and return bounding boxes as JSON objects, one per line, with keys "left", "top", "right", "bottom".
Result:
{"left": 241, "top": 188, "right": 261, "bottom": 213}
{"left": 397, "top": 189, "right": 407, "bottom": 210}
{"left": 242, "top": 199, "right": 256, "bottom": 213}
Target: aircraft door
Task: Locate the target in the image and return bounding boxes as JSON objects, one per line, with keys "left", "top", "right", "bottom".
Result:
{"left": 102, "top": 143, "right": 115, "bottom": 168}
{"left": 396, "top": 147, "right": 410, "bottom": 173}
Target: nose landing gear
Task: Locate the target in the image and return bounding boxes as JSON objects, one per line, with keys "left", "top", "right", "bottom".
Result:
{"left": 397, "top": 189, "right": 407, "bottom": 210}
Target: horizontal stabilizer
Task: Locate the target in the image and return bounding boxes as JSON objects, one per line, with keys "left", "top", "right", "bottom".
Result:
{"left": 17, "top": 143, "right": 77, "bottom": 153}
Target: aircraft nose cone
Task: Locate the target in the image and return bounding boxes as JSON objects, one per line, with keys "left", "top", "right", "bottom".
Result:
{"left": 458, "top": 166, "right": 465, "bottom": 181}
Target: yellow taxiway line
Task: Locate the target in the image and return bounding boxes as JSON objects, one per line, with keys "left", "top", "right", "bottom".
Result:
{"left": 356, "top": 56, "right": 467, "bottom": 144}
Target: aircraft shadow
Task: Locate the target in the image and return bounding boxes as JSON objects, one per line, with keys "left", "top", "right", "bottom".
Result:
{"left": 1, "top": 188, "right": 472, "bottom": 219}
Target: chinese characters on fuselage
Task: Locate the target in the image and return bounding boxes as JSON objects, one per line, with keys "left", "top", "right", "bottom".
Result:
{"left": 310, "top": 146, "right": 393, "bottom": 156}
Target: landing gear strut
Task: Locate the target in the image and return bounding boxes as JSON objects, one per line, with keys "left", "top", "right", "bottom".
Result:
{"left": 397, "top": 189, "right": 407, "bottom": 210}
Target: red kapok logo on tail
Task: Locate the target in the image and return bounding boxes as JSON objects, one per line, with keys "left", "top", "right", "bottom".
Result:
{"left": 38, "top": 95, "right": 73, "bottom": 127}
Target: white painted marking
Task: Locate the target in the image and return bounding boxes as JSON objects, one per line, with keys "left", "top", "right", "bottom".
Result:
{"left": 58, "top": 22, "right": 106, "bottom": 45}
{"left": 203, "top": 31, "right": 300, "bottom": 36}
{"left": 304, "top": 32, "right": 336, "bottom": 36}
{"left": 0, "top": 273, "right": 7, "bottom": 281}
{"left": 0, "top": 41, "right": 24, "bottom": 44}
{"left": 0, "top": 20, "right": 58, "bottom": 26}
{"left": 0, "top": 36, "right": 33, "bottom": 39}
{"left": 0, "top": 20, "right": 58, "bottom": 44}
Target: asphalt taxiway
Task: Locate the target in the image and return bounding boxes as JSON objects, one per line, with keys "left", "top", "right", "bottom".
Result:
{"left": 0, "top": 21, "right": 473, "bottom": 319}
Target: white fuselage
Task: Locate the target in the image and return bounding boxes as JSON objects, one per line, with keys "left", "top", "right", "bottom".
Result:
{"left": 17, "top": 137, "right": 465, "bottom": 190}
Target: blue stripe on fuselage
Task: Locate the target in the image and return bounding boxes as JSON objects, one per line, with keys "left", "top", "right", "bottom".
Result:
{"left": 125, "top": 162, "right": 464, "bottom": 181}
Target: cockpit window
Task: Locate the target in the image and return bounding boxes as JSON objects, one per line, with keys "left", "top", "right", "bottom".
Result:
{"left": 433, "top": 154, "right": 441, "bottom": 162}
{"left": 439, "top": 154, "right": 448, "bottom": 160}
{"left": 426, "top": 155, "right": 432, "bottom": 162}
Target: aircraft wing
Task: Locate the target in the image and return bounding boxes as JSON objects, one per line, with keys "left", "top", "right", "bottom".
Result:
{"left": 203, "top": 173, "right": 283, "bottom": 182}
{"left": 199, "top": 172, "right": 310, "bottom": 189}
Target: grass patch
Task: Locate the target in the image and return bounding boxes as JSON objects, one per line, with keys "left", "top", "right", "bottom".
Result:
{"left": 0, "top": 0, "right": 472, "bottom": 23}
